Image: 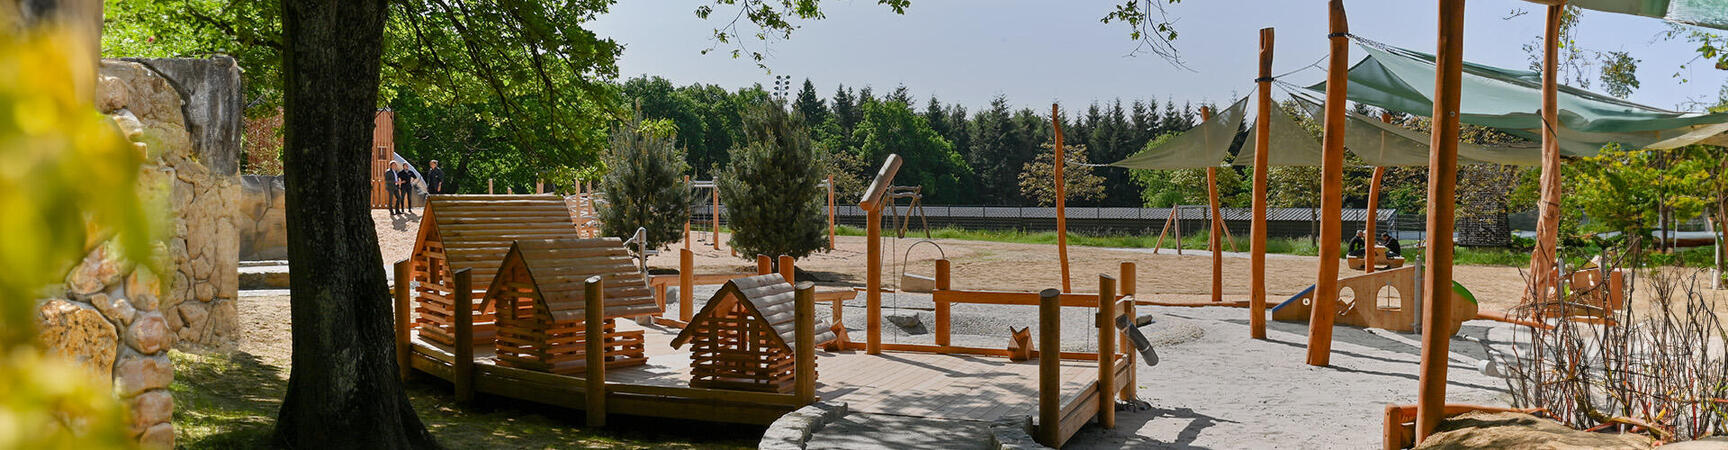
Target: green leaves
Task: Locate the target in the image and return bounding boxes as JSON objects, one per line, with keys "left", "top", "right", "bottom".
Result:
{"left": 599, "top": 111, "right": 691, "bottom": 248}
{"left": 718, "top": 102, "right": 829, "bottom": 259}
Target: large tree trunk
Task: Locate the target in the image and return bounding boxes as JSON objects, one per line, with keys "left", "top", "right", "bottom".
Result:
{"left": 274, "top": 1, "right": 438, "bottom": 448}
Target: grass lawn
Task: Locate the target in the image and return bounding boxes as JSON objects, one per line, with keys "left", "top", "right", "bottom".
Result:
{"left": 170, "top": 351, "right": 760, "bottom": 449}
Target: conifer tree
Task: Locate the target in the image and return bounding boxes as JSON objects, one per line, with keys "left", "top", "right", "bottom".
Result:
{"left": 600, "top": 111, "right": 692, "bottom": 249}
{"left": 719, "top": 102, "right": 829, "bottom": 260}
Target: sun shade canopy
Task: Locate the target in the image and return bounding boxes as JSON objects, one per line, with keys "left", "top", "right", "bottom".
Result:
{"left": 1108, "top": 96, "right": 1248, "bottom": 170}
{"left": 1560, "top": 0, "right": 1728, "bottom": 31}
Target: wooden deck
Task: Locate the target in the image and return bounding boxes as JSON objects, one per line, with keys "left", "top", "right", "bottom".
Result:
{"left": 409, "top": 318, "right": 1116, "bottom": 426}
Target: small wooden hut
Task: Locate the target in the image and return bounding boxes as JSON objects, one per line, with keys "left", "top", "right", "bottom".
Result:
{"left": 671, "top": 274, "right": 836, "bottom": 393}
{"left": 486, "top": 238, "right": 659, "bottom": 373}
{"left": 411, "top": 195, "right": 583, "bottom": 352}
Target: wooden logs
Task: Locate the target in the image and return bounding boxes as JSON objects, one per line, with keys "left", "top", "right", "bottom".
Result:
{"left": 1418, "top": 0, "right": 1468, "bottom": 441}
{"left": 1098, "top": 275, "right": 1117, "bottom": 429}
{"left": 394, "top": 259, "right": 412, "bottom": 383}
{"left": 794, "top": 282, "right": 817, "bottom": 404}
{"left": 673, "top": 275, "right": 835, "bottom": 394}
{"left": 1308, "top": 0, "right": 1350, "bottom": 367}
{"left": 584, "top": 276, "right": 606, "bottom": 427}
{"left": 453, "top": 268, "right": 475, "bottom": 404}
{"left": 935, "top": 259, "right": 951, "bottom": 349}
{"left": 1053, "top": 104, "right": 1072, "bottom": 293}
{"left": 779, "top": 255, "right": 795, "bottom": 285}
{"left": 1037, "top": 288, "right": 1061, "bottom": 446}
{"left": 680, "top": 249, "right": 695, "bottom": 323}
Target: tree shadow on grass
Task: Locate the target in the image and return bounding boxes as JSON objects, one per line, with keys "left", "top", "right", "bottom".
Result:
{"left": 170, "top": 350, "right": 760, "bottom": 449}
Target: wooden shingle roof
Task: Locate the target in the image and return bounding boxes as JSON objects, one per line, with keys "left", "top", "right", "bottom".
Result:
{"left": 670, "top": 274, "right": 837, "bottom": 351}
{"left": 491, "top": 238, "right": 659, "bottom": 321}
{"left": 416, "top": 195, "right": 582, "bottom": 278}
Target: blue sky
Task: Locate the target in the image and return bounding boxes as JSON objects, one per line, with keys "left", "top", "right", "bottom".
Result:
{"left": 588, "top": 1, "right": 1728, "bottom": 115}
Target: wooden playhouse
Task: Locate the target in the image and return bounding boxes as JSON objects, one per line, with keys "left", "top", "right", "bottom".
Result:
{"left": 672, "top": 274, "right": 836, "bottom": 393}
{"left": 411, "top": 195, "right": 588, "bottom": 352}
{"left": 486, "top": 238, "right": 660, "bottom": 374}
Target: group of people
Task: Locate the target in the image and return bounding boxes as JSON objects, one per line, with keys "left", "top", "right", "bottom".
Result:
{"left": 384, "top": 159, "right": 445, "bottom": 216}
{"left": 1346, "top": 229, "right": 1402, "bottom": 259}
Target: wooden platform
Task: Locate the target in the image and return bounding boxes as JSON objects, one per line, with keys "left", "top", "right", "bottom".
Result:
{"left": 408, "top": 318, "right": 1112, "bottom": 425}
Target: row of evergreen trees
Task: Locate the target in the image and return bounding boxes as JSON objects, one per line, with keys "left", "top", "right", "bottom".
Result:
{"left": 622, "top": 75, "right": 1208, "bottom": 207}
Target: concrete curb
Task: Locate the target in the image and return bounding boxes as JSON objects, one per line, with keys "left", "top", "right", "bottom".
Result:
{"left": 760, "top": 401, "right": 848, "bottom": 450}
{"left": 990, "top": 415, "right": 1050, "bottom": 449}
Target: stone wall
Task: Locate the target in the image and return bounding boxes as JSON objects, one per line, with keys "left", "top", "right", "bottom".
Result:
{"left": 238, "top": 175, "right": 288, "bottom": 261}
{"left": 32, "top": 56, "right": 242, "bottom": 449}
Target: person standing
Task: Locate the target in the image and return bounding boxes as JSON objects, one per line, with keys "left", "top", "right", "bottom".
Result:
{"left": 425, "top": 160, "right": 445, "bottom": 195}
{"left": 384, "top": 161, "right": 402, "bottom": 216}
{"left": 397, "top": 163, "right": 418, "bottom": 212}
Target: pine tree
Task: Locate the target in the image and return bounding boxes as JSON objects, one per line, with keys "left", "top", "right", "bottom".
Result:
{"left": 719, "top": 101, "right": 829, "bottom": 259}
{"left": 794, "top": 79, "right": 828, "bottom": 126}
{"left": 599, "top": 111, "right": 693, "bottom": 248}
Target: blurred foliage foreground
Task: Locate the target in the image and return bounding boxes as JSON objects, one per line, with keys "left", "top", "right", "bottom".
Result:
{"left": 0, "top": 25, "right": 156, "bottom": 450}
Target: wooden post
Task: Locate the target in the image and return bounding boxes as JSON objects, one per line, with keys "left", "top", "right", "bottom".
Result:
{"left": 828, "top": 174, "right": 837, "bottom": 251}
{"left": 757, "top": 254, "right": 773, "bottom": 276}
{"left": 1053, "top": 104, "right": 1072, "bottom": 293}
{"left": 1417, "top": 0, "right": 1467, "bottom": 442}
{"left": 1365, "top": 160, "right": 1387, "bottom": 274}
{"left": 1307, "top": 0, "right": 1349, "bottom": 367}
{"left": 452, "top": 268, "right": 474, "bottom": 403}
{"left": 393, "top": 259, "right": 412, "bottom": 382}
{"left": 1119, "top": 262, "right": 1137, "bottom": 402}
{"left": 1528, "top": 2, "right": 1565, "bottom": 304}
{"left": 867, "top": 201, "right": 883, "bottom": 355}
{"left": 583, "top": 276, "right": 607, "bottom": 427}
{"left": 680, "top": 249, "right": 694, "bottom": 323}
{"left": 712, "top": 179, "right": 722, "bottom": 250}
{"left": 536, "top": 179, "right": 543, "bottom": 194}
{"left": 1097, "top": 275, "right": 1117, "bottom": 429}
{"left": 488, "top": 178, "right": 493, "bottom": 194}
{"left": 780, "top": 255, "right": 795, "bottom": 284}
{"left": 684, "top": 175, "right": 692, "bottom": 250}
{"left": 1203, "top": 106, "right": 1222, "bottom": 303}
{"left": 1251, "top": 27, "right": 1275, "bottom": 340}
{"left": 1154, "top": 207, "right": 1176, "bottom": 254}
{"left": 1037, "top": 288, "right": 1061, "bottom": 446}
{"left": 794, "top": 281, "right": 817, "bottom": 405}
{"left": 935, "top": 259, "right": 951, "bottom": 349}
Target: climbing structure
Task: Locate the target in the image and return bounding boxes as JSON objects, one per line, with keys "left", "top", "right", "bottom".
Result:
{"left": 411, "top": 195, "right": 583, "bottom": 352}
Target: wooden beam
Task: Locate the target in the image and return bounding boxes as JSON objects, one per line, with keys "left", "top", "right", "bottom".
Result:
{"left": 780, "top": 255, "right": 795, "bottom": 285}
{"left": 1252, "top": 26, "right": 1274, "bottom": 340}
{"left": 1365, "top": 161, "right": 1387, "bottom": 274}
{"left": 1037, "top": 288, "right": 1062, "bottom": 446}
{"left": 935, "top": 259, "right": 951, "bottom": 349}
{"left": 757, "top": 254, "right": 772, "bottom": 276}
{"left": 394, "top": 259, "right": 412, "bottom": 382}
{"left": 861, "top": 154, "right": 902, "bottom": 356}
{"left": 584, "top": 275, "right": 607, "bottom": 427}
{"left": 1154, "top": 207, "right": 1177, "bottom": 254}
{"left": 1053, "top": 103, "right": 1072, "bottom": 293}
{"left": 1307, "top": 0, "right": 1349, "bottom": 367}
{"left": 684, "top": 175, "right": 691, "bottom": 250}
{"left": 1097, "top": 275, "right": 1117, "bottom": 429}
{"left": 453, "top": 268, "right": 474, "bottom": 403}
{"left": 794, "top": 281, "right": 816, "bottom": 405}
{"left": 1418, "top": 0, "right": 1468, "bottom": 442}
{"left": 828, "top": 174, "right": 837, "bottom": 251}
{"left": 1117, "top": 293, "right": 1137, "bottom": 402}
{"left": 1528, "top": 2, "right": 1565, "bottom": 305}
{"left": 1203, "top": 106, "right": 1222, "bottom": 303}
{"left": 712, "top": 178, "right": 721, "bottom": 250}
{"left": 679, "top": 249, "right": 694, "bottom": 323}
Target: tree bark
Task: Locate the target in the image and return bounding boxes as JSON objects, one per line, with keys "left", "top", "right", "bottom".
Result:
{"left": 274, "top": 0, "right": 439, "bottom": 448}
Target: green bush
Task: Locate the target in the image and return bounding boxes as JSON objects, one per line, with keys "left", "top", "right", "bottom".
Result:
{"left": 719, "top": 102, "right": 829, "bottom": 259}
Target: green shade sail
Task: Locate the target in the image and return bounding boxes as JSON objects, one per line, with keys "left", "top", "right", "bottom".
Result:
{"left": 1109, "top": 96, "right": 1248, "bottom": 170}
{"left": 1564, "top": 0, "right": 1728, "bottom": 30}
{"left": 1232, "top": 100, "right": 1323, "bottom": 167}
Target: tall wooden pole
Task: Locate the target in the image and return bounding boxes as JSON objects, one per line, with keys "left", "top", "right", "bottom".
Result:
{"left": 1251, "top": 27, "right": 1274, "bottom": 339}
{"left": 1097, "top": 275, "right": 1117, "bottom": 429}
{"left": 712, "top": 180, "right": 721, "bottom": 250}
{"left": 866, "top": 199, "right": 884, "bottom": 355}
{"left": 684, "top": 175, "right": 691, "bottom": 250}
{"left": 1204, "top": 106, "right": 1223, "bottom": 303}
{"left": 1365, "top": 153, "right": 1386, "bottom": 275}
{"left": 1528, "top": 2, "right": 1565, "bottom": 304}
{"left": 794, "top": 281, "right": 817, "bottom": 405}
{"left": 679, "top": 249, "right": 694, "bottom": 323}
{"left": 1417, "top": 0, "right": 1467, "bottom": 441}
{"left": 1053, "top": 104, "right": 1072, "bottom": 293}
{"left": 583, "top": 276, "right": 607, "bottom": 427}
{"left": 828, "top": 174, "right": 837, "bottom": 251}
{"left": 1307, "top": 0, "right": 1349, "bottom": 367}
{"left": 1036, "top": 288, "right": 1061, "bottom": 446}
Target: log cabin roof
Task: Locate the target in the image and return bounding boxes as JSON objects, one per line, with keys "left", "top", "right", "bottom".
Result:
{"left": 670, "top": 274, "right": 837, "bottom": 351}
{"left": 489, "top": 238, "right": 659, "bottom": 321}
{"left": 415, "top": 195, "right": 583, "bottom": 277}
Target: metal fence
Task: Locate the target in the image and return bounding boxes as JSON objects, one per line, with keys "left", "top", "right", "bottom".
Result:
{"left": 690, "top": 202, "right": 1419, "bottom": 240}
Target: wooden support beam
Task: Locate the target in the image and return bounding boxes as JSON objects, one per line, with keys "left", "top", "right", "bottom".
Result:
{"left": 935, "top": 259, "right": 951, "bottom": 349}
{"left": 1154, "top": 208, "right": 1177, "bottom": 254}
{"left": 1203, "top": 106, "right": 1222, "bottom": 303}
{"left": 584, "top": 275, "right": 607, "bottom": 427}
{"left": 1118, "top": 287, "right": 1137, "bottom": 402}
{"left": 1365, "top": 162, "right": 1386, "bottom": 274}
{"left": 1252, "top": 27, "right": 1275, "bottom": 340}
{"left": 712, "top": 179, "right": 721, "bottom": 250}
{"left": 1037, "top": 288, "right": 1062, "bottom": 446}
{"left": 680, "top": 249, "right": 695, "bottom": 323}
{"left": 1307, "top": 0, "right": 1350, "bottom": 367}
{"left": 861, "top": 155, "right": 903, "bottom": 356}
{"left": 757, "top": 254, "right": 772, "bottom": 276}
{"left": 780, "top": 255, "right": 795, "bottom": 284}
{"left": 488, "top": 178, "right": 493, "bottom": 194}
{"left": 1528, "top": 2, "right": 1565, "bottom": 304}
{"left": 794, "top": 281, "right": 817, "bottom": 405}
{"left": 1053, "top": 104, "right": 1072, "bottom": 293}
{"left": 453, "top": 268, "right": 474, "bottom": 403}
{"left": 393, "top": 259, "right": 412, "bottom": 382}
{"left": 684, "top": 176, "right": 692, "bottom": 250}
{"left": 1097, "top": 275, "right": 1117, "bottom": 429}
{"left": 1418, "top": 0, "right": 1467, "bottom": 442}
